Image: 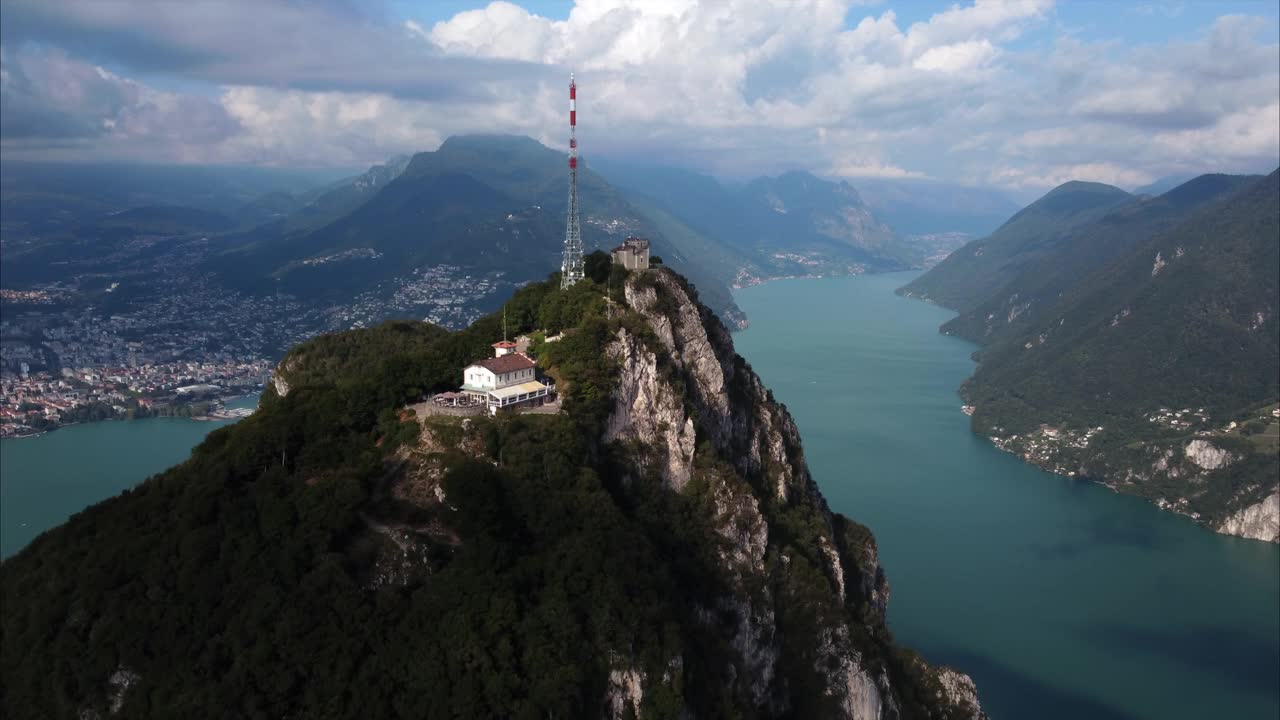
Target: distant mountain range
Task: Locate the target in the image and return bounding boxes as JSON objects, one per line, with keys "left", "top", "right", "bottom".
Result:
{"left": 1132, "top": 174, "right": 1197, "bottom": 197}
{"left": 1, "top": 137, "right": 1018, "bottom": 336}
{"left": 900, "top": 171, "right": 1280, "bottom": 541}
{"left": 0, "top": 161, "right": 352, "bottom": 230}
{"left": 0, "top": 161, "right": 353, "bottom": 287}
{"left": 847, "top": 178, "right": 1022, "bottom": 238}
{"left": 276, "top": 155, "right": 414, "bottom": 233}
{"left": 597, "top": 160, "right": 926, "bottom": 276}
{"left": 205, "top": 135, "right": 756, "bottom": 327}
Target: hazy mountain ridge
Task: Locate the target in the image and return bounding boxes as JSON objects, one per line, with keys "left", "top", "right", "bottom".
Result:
{"left": 277, "top": 154, "right": 413, "bottom": 233}
{"left": 0, "top": 162, "right": 349, "bottom": 232}
{"left": 0, "top": 162, "right": 351, "bottom": 288}
{"left": 938, "top": 174, "right": 1261, "bottom": 345}
{"left": 3, "top": 138, "right": 940, "bottom": 338}
{"left": 740, "top": 171, "right": 901, "bottom": 259}
{"left": 897, "top": 181, "right": 1135, "bottom": 311}
{"left": 597, "top": 161, "right": 922, "bottom": 282}
{"left": 1132, "top": 174, "right": 1197, "bottom": 197}
{"left": 0, "top": 266, "right": 986, "bottom": 719}
{"left": 851, "top": 179, "right": 1022, "bottom": 238}
{"left": 205, "top": 136, "right": 749, "bottom": 328}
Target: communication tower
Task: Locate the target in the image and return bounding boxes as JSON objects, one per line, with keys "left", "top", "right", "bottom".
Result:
{"left": 561, "top": 73, "right": 584, "bottom": 289}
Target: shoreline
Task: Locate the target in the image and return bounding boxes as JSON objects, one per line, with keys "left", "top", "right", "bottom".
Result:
{"left": 731, "top": 266, "right": 921, "bottom": 292}
{"left": 893, "top": 289, "right": 1279, "bottom": 545}
{"left": 0, "top": 392, "right": 259, "bottom": 441}
{"left": 737, "top": 272, "right": 1279, "bottom": 545}
{"left": 979, "top": 425, "right": 1279, "bottom": 544}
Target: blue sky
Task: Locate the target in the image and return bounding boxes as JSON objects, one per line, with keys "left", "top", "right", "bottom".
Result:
{"left": 389, "top": 0, "right": 575, "bottom": 22}
{"left": 2, "top": 1, "right": 1277, "bottom": 192}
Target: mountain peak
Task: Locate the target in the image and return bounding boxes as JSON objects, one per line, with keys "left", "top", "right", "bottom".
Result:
{"left": 437, "top": 134, "right": 548, "bottom": 153}
{"left": 776, "top": 169, "right": 822, "bottom": 183}
{"left": 746, "top": 170, "right": 862, "bottom": 203}
{"left": 1042, "top": 179, "right": 1129, "bottom": 199}
{"left": 405, "top": 135, "right": 561, "bottom": 180}
{"left": 900, "top": 178, "right": 1134, "bottom": 310}
{"left": 1023, "top": 180, "right": 1131, "bottom": 217}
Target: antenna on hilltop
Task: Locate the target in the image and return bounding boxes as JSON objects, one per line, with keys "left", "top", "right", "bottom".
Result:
{"left": 503, "top": 306, "right": 508, "bottom": 342}
{"left": 561, "top": 72, "right": 585, "bottom": 289}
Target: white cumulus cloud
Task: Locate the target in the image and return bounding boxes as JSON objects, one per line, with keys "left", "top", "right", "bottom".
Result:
{"left": 2, "top": 0, "right": 1277, "bottom": 191}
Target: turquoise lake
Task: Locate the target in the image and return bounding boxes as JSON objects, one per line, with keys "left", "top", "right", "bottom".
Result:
{"left": 0, "top": 395, "right": 259, "bottom": 559}
{"left": 733, "top": 273, "right": 1279, "bottom": 720}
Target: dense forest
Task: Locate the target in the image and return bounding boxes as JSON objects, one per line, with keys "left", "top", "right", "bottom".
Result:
{"left": 1, "top": 255, "right": 981, "bottom": 719}
{"left": 903, "top": 171, "right": 1280, "bottom": 531}
{"left": 897, "top": 180, "right": 1134, "bottom": 311}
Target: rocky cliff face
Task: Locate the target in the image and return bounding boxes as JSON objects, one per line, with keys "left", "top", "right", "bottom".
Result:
{"left": 597, "top": 270, "right": 984, "bottom": 719}
{"left": 1217, "top": 491, "right": 1280, "bottom": 543}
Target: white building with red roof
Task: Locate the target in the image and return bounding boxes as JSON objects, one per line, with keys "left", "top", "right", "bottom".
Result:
{"left": 460, "top": 341, "right": 554, "bottom": 413}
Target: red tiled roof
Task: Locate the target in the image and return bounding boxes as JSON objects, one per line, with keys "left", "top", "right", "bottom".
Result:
{"left": 492, "top": 340, "right": 517, "bottom": 348}
{"left": 472, "top": 353, "right": 536, "bottom": 374}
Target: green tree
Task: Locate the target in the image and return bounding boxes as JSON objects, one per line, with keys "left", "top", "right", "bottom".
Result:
{"left": 584, "top": 250, "right": 612, "bottom": 284}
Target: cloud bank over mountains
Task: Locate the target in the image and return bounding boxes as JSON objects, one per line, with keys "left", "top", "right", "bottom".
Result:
{"left": 1, "top": 0, "right": 1276, "bottom": 191}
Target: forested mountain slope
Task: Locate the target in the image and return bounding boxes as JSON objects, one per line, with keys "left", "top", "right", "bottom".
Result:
{"left": 0, "top": 265, "right": 984, "bottom": 719}
{"left": 959, "top": 171, "right": 1280, "bottom": 541}
{"left": 211, "top": 135, "right": 748, "bottom": 327}
{"left": 939, "top": 174, "right": 1260, "bottom": 346}
{"left": 898, "top": 181, "right": 1134, "bottom": 310}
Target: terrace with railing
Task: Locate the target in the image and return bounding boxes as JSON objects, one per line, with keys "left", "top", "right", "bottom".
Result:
{"left": 410, "top": 380, "right": 559, "bottom": 419}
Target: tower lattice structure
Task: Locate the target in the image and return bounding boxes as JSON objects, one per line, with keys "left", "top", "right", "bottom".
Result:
{"left": 561, "top": 73, "right": 584, "bottom": 289}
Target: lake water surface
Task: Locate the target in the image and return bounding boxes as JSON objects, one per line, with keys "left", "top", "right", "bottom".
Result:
{"left": 733, "top": 273, "right": 1279, "bottom": 720}
{"left": 0, "top": 395, "right": 259, "bottom": 558}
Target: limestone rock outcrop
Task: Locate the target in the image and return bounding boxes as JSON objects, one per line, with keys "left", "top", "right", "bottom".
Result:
{"left": 1217, "top": 491, "right": 1280, "bottom": 543}
{"left": 600, "top": 269, "right": 985, "bottom": 719}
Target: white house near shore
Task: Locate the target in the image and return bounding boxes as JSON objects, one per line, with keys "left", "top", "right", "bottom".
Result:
{"left": 460, "top": 342, "right": 554, "bottom": 413}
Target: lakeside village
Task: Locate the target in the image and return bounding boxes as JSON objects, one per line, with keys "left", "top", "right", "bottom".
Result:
{"left": 970, "top": 401, "right": 1280, "bottom": 489}
{"left": 0, "top": 359, "right": 271, "bottom": 438}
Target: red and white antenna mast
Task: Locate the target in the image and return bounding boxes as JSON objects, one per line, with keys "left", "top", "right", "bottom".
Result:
{"left": 561, "top": 72, "right": 584, "bottom": 289}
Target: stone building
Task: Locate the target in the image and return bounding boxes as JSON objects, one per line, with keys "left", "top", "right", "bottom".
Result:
{"left": 611, "top": 237, "right": 650, "bottom": 271}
